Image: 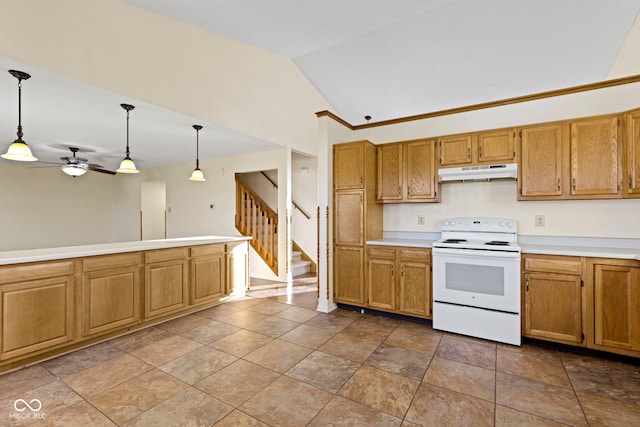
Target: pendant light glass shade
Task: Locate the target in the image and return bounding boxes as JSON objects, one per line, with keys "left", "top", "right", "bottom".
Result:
{"left": 2, "top": 140, "right": 37, "bottom": 161}
{"left": 2, "top": 70, "right": 37, "bottom": 162}
{"left": 189, "top": 124, "right": 206, "bottom": 181}
{"left": 116, "top": 103, "right": 139, "bottom": 174}
{"left": 61, "top": 163, "right": 89, "bottom": 176}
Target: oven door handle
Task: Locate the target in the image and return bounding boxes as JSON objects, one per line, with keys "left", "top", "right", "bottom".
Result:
{"left": 432, "top": 247, "right": 521, "bottom": 259}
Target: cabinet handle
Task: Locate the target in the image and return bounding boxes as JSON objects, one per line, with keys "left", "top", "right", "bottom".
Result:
{"left": 359, "top": 176, "right": 363, "bottom": 185}
{"left": 479, "top": 146, "right": 483, "bottom": 158}
{"left": 630, "top": 174, "right": 633, "bottom": 190}
{"left": 391, "top": 265, "right": 394, "bottom": 276}
{"left": 572, "top": 177, "right": 576, "bottom": 192}
{"left": 467, "top": 148, "right": 471, "bottom": 159}
{"left": 557, "top": 178, "right": 560, "bottom": 191}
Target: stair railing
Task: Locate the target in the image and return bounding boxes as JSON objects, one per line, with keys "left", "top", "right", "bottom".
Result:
{"left": 235, "top": 174, "right": 278, "bottom": 274}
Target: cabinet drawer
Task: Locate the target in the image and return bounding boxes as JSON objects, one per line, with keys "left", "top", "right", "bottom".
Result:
{"left": 191, "top": 244, "right": 225, "bottom": 257}
{"left": 399, "top": 249, "right": 431, "bottom": 262}
{"left": 83, "top": 252, "right": 141, "bottom": 272}
{"left": 0, "top": 260, "right": 75, "bottom": 285}
{"left": 144, "top": 247, "right": 189, "bottom": 263}
{"left": 524, "top": 256, "right": 582, "bottom": 275}
{"left": 367, "top": 247, "right": 396, "bottom": 260}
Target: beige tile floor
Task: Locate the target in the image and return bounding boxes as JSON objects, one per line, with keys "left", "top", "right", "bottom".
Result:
{"left": 1, "top": 274, "right": 640, "bottom": 426}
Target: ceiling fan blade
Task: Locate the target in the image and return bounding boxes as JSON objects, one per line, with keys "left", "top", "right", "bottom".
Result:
{"left": 89, "top": 165, "right": 117, "bottom": 175}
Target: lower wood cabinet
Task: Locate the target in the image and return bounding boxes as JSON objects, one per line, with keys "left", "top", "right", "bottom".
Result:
{"left": 334, "top": 246, "right": 365, "bottom": 305}
{"left": 82, "top": 253, "right": 141, "bottom": 337}
{"left": 1, "top": 274, "right": 75, "bottom": 360}
{"left": 145, "top": 248, "right": 189, "bottom": 319}
{"left": 522, "top": 254, "right": 585, "bottom": 345}
{"left": 366, "top": 245, "right": 431, "bottom": 319}
{"left": 588, "top": 259, "right": 640, "bottom": 354}
{"left": 0, "top": 240, "right": 250, "bottom": 372}
{"left": 190, "top": 244, "right": 225, "bottom": 305}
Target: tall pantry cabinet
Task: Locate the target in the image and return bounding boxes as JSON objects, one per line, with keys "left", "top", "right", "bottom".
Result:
{"left": 333, "top": 141, "right": 383, "bottom": 305}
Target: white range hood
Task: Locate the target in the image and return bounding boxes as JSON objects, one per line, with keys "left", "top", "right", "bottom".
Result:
{"left": 438, "top": 163, "right": 517, "bottom": 182}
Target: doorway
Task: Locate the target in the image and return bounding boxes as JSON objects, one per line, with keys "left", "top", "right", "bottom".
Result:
{"left": 141, "top": 181, "right": 166, "bottom": 240}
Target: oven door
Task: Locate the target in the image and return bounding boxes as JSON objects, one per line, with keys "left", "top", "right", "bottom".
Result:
{"left": 432, "top": 247, "right": 520, "bottom": 313}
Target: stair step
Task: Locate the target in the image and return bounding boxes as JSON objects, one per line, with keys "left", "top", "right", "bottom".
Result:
{"left": 292, "top": 259, "right": 312, "bottom": 277}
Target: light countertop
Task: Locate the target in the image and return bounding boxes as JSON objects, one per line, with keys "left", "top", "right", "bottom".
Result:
{"left": 0, "top": 236, "right": 251, "bottom": 266}
{"left": 367, "top": 232, "right": 640, "bottom": 260}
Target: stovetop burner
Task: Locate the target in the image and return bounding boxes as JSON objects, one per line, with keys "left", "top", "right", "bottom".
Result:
{"left": 442, "top": 239, "right": 467, "bottom": 243}
{"left": 485, "top": 241, "right": 510, "bottom": 246}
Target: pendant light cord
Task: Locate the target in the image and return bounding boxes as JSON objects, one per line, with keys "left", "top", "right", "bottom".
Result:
{"left": 195, "top": 127, "right": 200, "bottom": 169}
{"left": 16, "top": 78, "right": 23, "bottom": 141}
{"left": 125, "top": 109, "right": 131, "bottom": 157}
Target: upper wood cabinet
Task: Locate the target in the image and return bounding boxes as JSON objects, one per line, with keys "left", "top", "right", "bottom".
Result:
{"left": 518, "top": 123, "right": 564, "bottom": 199}
{"left": 624, "top": 108, "right": 640, "bottom": 197}
{"left": 570, "top": 116, "right": 621, "bottom": 198}
{"left": 334, "top": 142, "right": 365, "bottom": 190}
{"left": 519, "top": 115, "right": 622, "bottom": 200}
{"left": 439, "top": 128, "right": 516, "bottom": 167}
{"left": 377, "top": 139, "right": 438, "bottom": 203}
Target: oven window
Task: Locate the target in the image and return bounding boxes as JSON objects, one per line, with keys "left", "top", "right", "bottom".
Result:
{"left": 445, "top": 262, "right": 504, "bottom": 296}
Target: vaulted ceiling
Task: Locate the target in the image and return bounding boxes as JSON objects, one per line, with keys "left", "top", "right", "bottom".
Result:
{"left": 125, "top": 0, "right": 640, "bottom": 124}
{"left": 1, "top": 0, "right": 639, "bottom": 170}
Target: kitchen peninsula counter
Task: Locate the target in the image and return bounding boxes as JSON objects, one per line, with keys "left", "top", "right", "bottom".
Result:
{"left": 0, "top": 236, "right": 250, "bottom": 373}
{"left": 0, "top": 236, "right": 251, "bottom": 265}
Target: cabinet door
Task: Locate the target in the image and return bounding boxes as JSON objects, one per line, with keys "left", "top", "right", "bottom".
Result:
{"left": 524, "top": 272, "right": 583, "bottom": 344}
{"left": 1, "top": 276, "right": 74, "bottom": 360}
{"left": 624, "top": 109, "right": 640, "bottom": 197}
{"left": 406, "top": 139, "right": 437, "bottom": 201}
{"left": 570, "top": 116, "right": 620, "bottom": 197}
{"left": 334, "top": 246, "right": 364, "bottom": 305}
{"left": 83, "top": 266, "right": 141, "bottom": 336}
{"left": 519, "top": 124, "right": 563, "bottom": 199}
{"left": 334, "top": 143, "right": 364, "bottom": 190}
{"left": 377, "top": 143, "right": 403, "bottom": 201}
{"left": 399, "top": 260, "right": 431, "bottom": 318}
{"left": 478, "top": 129, "right": 516, "bottom": 164}
{"left": 191, "top": 254, "right": 225, "bottom": 305}
{"left": 145, "top": 259, "right": 189, "bottom": 319}
{"left": 367, "top": 250, "right": 396, "bottom": 310}
{"left": 334, "top": 191, "right": 363, "bottom": 246}
{"left": 439, "top": 134, "right": 473, "bottom": 166}
{"left": 593, "top": 265, "right": 640, "bottom": 351}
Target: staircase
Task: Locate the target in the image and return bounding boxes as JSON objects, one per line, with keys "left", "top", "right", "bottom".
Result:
{"left": 236, "top": 174, "right": 278, "bottom": 275}
{"left": 235, "top": 173, "right": 317, "bottom": 278}
{"left": 292, "top": 251, "right": 312, "bottom": 277}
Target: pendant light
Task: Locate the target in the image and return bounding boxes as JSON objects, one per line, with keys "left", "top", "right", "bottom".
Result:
{"left": 189, "top": 124, "right": 206, "bottom": 181}
{"left": 116, "top": 103, "right": 139, "bottom": 174}
{"left": 1, "top": 70, "right": 38, "bottom": 161}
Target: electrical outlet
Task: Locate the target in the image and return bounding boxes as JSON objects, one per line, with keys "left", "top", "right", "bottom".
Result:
{"left": 535, "top": 215, "right": 545, "bottom": 227}
{"left": 418, "top": 215, "right": 425, "bottom": 225}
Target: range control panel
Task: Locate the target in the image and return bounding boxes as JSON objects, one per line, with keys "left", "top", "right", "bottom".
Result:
{"left": 441, "top": 217, "right": 517, "bottom": 233}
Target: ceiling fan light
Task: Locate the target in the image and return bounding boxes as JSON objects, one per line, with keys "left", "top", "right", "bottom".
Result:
{"left": 1, "top": 140, "right": 38, "bottom": 161}
{"left": 189, "top": 168, "right": 206, "bottom": 182}
{"left": 117, "top": 156, "right": 139, "bottom": 174}
{"left": 61, "top": 163, "right": 88, "bottom": 176}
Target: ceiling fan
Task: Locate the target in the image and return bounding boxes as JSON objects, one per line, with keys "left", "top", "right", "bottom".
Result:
{"left": 34, "top": 147, "right": 116, "bottom": 176}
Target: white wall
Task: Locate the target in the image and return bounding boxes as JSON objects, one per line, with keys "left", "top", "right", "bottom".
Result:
{"left": 291, "top": 152, "right": 318, "bottom": 262}
{"left": 140, "top": 148, "right": 289, "bottom": 281}
{"left": 141, "top": 181, "right": 166, "bottom": 240}
{"left": 0, "top": 0, "right": 330, "bottom": 156}
{"left": 0, "top": 162, "right": 114, "bottom": 250}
